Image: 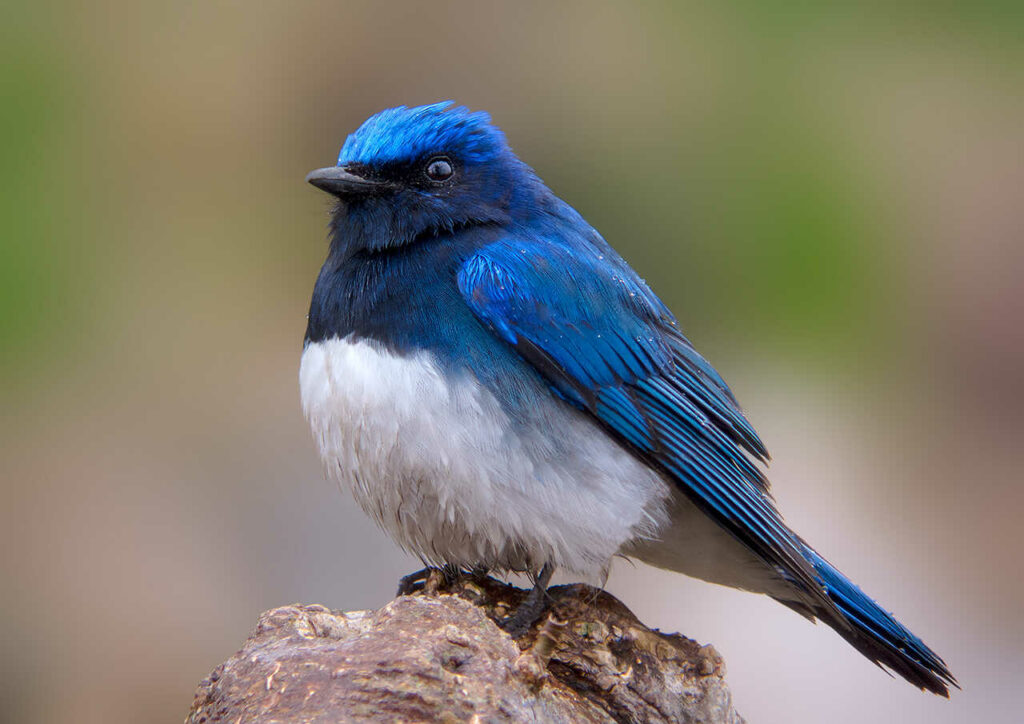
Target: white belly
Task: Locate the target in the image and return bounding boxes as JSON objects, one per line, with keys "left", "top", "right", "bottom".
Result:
{"left": 299, "top": 336, "right": 669, "bottom": 577}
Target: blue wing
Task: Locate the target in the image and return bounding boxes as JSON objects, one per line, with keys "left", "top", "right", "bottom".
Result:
{"left": 457, "top": 232, "right": 826, "bottom": 600}
{"left": 458, "top": 230, "right": 957, "bottom": 695}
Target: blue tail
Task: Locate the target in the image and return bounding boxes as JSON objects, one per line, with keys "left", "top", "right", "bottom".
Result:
{"left": 785, "top": 547, "right": 958, "bottom": 696}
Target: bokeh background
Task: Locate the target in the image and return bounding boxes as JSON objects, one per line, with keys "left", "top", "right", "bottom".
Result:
{"left": 3, "top": 2, "right": 1022, "bottom": 722}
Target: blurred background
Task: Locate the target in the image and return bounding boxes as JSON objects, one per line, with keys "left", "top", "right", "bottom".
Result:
{"left": 2, "top": 2, "right": 1022, "bottom": 722}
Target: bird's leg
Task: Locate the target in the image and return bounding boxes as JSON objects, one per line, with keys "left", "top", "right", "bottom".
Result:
{"left": 440, "top": 563, "right": 464, "bottom": 588}
{"left": 500, "top": 563, "right": 555, "bottom": 637}
{"left": 396, "top": 567, "right": 432, "bottom": 596}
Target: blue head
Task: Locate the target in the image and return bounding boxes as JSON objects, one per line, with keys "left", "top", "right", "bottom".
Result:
{"left": 307, "top": 102, "right": 544, "bottom": 252}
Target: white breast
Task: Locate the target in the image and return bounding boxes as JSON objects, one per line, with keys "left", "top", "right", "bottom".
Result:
{"left": 299, "top": 336, "right": 670, "bottom": 577}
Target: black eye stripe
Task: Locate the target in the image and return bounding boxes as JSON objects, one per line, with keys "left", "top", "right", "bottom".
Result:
{"left": 346, "top": 156, "right": 456, "bottom": 187}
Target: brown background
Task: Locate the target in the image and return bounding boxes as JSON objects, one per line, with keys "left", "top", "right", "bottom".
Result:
{"left": 2, "top": 3, "right": 1021, "bottom": 722}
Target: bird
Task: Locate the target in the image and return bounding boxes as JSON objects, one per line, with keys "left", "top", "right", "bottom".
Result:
{"left": 300, "top": 101, "right": 957, "bottom": 696}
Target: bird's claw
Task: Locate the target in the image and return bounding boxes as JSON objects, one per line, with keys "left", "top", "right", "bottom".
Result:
{"left": 499, "top": 563, "right": 555, "bottom": 637}
{"left": 396, "top": 567, "right": 431, "bottom": 596}
{"left": 396, "top": 564, "right": 486, "bottom": 597}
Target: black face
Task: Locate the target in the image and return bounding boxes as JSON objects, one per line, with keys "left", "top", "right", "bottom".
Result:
{"left": 340, "top": 154, "right": 458, "bottom": 192}
{"left": 306, "top": 148, "right": 529, "bottom": 253}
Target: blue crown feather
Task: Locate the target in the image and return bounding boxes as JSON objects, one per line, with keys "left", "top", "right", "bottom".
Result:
{"left": 338, "top": 102, "right": 507, "bottom": 167}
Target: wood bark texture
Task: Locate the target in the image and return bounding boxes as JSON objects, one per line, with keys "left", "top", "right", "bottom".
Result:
{"left": 187, "top": 576, "right": 744, "bottom": 723}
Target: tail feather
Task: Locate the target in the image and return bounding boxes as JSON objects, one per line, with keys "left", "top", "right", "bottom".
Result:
{"left": 779, "top": 547, "right": 958, "bottom": 697}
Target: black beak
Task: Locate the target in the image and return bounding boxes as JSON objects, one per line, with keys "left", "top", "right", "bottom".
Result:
{"left": 305, "top": 166, "right": 390, "bottom": 197}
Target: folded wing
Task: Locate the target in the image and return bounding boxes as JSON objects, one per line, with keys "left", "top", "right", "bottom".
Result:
{"left": 457, "top": 234, "right": 824, "bottom": 601}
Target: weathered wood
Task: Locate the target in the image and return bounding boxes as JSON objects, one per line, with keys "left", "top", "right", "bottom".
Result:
{"left": 187, "top": 576, "right": 744, "bottom": 723}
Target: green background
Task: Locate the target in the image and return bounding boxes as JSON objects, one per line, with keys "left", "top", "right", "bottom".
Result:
{"left": 2, "top": 3, "right": 1021, "bottom": 722}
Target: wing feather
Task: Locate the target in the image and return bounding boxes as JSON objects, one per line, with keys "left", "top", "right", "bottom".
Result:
{"left": 457, "top": 235, "right": 832, "bottom": 605}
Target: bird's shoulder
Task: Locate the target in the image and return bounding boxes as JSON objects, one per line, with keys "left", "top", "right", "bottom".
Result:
{"left": 457, "top": 216, "right": 770, "bottom": 471}
{"left": 459, "top": 219, "right": 670, "bottom": 343}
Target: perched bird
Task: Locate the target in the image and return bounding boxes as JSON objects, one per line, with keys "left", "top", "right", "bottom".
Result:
{"left": 300, "top": 102, "right": 956, "bottom": 696}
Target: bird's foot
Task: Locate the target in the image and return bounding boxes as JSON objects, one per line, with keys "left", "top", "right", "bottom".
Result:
{"left": 499, "top": 563, "right": 555, "bottom": 638}
{"left": 396, "top": 567, "right": 432, "bottom": 596}
{"left": 396, "top": 564, "right": 486, "bottom": 597}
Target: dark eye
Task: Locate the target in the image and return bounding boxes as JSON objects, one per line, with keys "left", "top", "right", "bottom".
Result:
{"left": 425, "top": 156, "right": 454, "bottom": 182}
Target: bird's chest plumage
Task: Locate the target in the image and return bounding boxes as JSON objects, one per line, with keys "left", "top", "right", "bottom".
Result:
{"left": 299, "top": 336, "right": 669, "bottom": 576}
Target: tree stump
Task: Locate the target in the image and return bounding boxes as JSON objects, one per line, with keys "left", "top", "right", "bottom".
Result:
{"left": 186, "top": 575, "right": 744, "bottom": 723}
